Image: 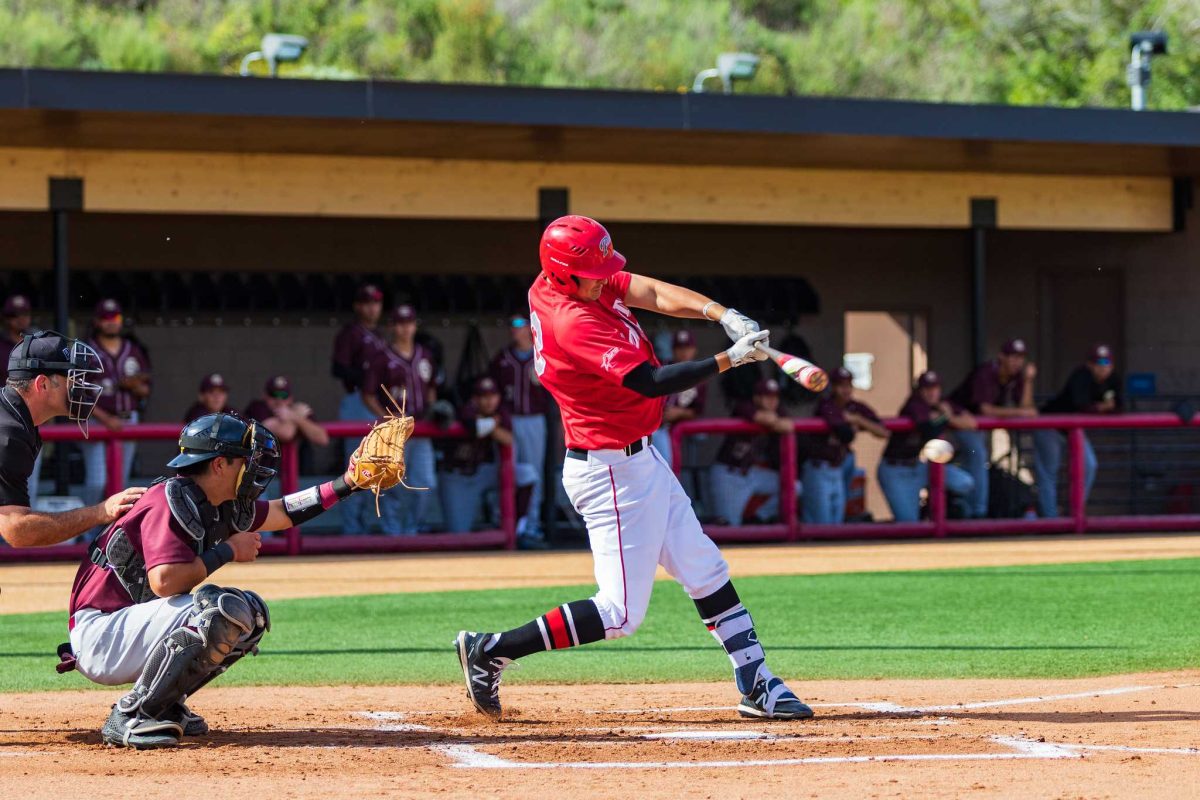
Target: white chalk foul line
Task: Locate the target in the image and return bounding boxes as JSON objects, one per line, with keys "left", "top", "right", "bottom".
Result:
{"left": 435, "top": 735, "right": 1082, "bottom": 769}
{"left": 1061, "top": 744, "right": 1200, "bottom": 756}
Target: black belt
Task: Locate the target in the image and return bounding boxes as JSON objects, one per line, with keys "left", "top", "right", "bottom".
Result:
{"left": 567, "top": 437, "right": 646, "bottom": 461}
{"left": 883, "top": 457, "right": 918, "bottom": 466}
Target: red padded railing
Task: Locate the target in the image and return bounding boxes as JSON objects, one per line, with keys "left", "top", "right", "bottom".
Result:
{"left": 670, "top": 412, "right": 1200, "bottom": 542}
{"left": 1, "top": 421, "right": 516, "bottom": 562}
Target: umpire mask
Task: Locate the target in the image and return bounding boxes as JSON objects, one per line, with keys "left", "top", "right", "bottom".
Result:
{"left": 7, "top": 332, "right": 104, "bottom": 438}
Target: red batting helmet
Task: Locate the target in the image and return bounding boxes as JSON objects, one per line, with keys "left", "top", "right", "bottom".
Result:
{"left": 539, "top": 215, "right": 626, "bottom": 294}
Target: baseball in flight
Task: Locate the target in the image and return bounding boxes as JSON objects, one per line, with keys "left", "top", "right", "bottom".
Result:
{"left": 921, "top": 438, "right": 955, "bottom": 464}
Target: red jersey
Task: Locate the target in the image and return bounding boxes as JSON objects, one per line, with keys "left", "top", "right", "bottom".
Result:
{"left": 528, "top": 271, "right": 662, "bottom": 449}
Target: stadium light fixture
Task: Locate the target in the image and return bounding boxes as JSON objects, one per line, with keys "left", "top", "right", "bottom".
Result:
{"left": 239, "top": 33, "right": 310, "bottom": 77}
{"left": 1127, "top": 31, "right": 1168, "bottom": 111}
{"left": 692, "top": 52, "right": 760, "bottom": 94}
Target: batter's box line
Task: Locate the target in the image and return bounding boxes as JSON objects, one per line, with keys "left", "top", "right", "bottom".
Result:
{"left": 588, "top": 683, "right": 1200, "bottom": 716}
{"left": 431, "top": 735, "right": 1084, "bottom": 769}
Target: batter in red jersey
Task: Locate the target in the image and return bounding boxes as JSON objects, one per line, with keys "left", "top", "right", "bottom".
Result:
{"left": 456, "top": 215, "right": 813, "bottom": 721}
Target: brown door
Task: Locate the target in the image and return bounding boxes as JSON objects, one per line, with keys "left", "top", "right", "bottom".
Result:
{"left": 844, "top": 311, "right": 929, "bottom": 520}
{"left": 1040, "top": 270, "right": 1124, "bottom": 391}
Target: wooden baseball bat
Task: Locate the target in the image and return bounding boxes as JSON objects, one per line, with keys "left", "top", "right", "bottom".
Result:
{"left": 754, "top": 342, "right": 829, "bottom": 392}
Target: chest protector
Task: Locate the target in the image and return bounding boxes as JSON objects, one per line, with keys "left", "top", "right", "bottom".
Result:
{"left": 89, "top": 477, "right": 255, "bottom": 605}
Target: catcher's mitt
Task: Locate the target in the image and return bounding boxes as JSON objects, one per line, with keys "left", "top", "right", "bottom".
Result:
{"left": 349, "top": 386, "right": 425, "bottom": 515}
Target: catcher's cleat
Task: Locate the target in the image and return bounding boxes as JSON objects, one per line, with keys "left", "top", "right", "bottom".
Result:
{"left": 164, "top": 701, "right": 209, "bottom": 736}
{"left": 455, "top": 630, "right": 515, "bottom": 720}
{"left": 101, "top": 705, "right": 183, "bottom": 749}
{"left": 737, "top": 676, "right": 815, "bottom": 720}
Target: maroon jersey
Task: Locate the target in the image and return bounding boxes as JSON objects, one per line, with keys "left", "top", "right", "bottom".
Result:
{"left": 89, "top": 336, "right": 151, "bottom": 416}
{"left": 68, "top": 482, "right": 269, "bottom": 617}
{"left": 442, "top": 402, "right": 513, "bottom": 475}
{"left": 715, "top": 401, "right": 784, "bottom": 473}
{"left": 490, "top": 346, "right": 549, "bottom": 416}
{"left": 364, "top": 343, "right": 438, "bottom": 419}
{"left": 243, "top": 399, "right": 274, "bottom": 424}
{"left": 807, "top": 398, "right": 879, "bottom": 466}
{"left": 883, "top": 394, "right": 958, "bottom": 461}
{"left": 183, "top": 402, "right": 236, "bottom": 423}
{"left": 332, "top": 322, "right": 387, "bottom": 393}
{"left": 949, "top": 360, "right": 1026, "bottom": 415}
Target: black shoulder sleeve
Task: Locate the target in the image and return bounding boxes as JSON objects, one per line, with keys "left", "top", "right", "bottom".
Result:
{"left": 622, "top": 358, "right": 720, "bottom": 399}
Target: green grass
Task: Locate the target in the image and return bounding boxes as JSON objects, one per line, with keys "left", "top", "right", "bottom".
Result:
{"left": 3, "top": 558, "right": 1199, "bottom": 693}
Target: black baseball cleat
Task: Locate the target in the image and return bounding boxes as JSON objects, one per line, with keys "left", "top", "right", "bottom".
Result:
{"left": 737, "top": 676, "right": 815, "bottom": 720}
{"left": 455, "top": 630, "right": 515, "bottom": 720}
{"left": 164, "top": 701, "right": 209, "bottom": 736}
{"left": 101, "top": 705, "right": 183, "bottom": 749}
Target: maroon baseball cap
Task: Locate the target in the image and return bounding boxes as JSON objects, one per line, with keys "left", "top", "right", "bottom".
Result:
{"left": 754, "top": 378, "right": 781, "bottom": 396}
{"left": 672, "top": 330, "right": 695, "bottom": 348}
{"left": 389, "top": 304, "right": 417, "bottom": 324}
{"left": 1000, "top": 338, "right": 1028, "bottom": 356}
{"left": 1088, "top": 344, "right": 1113, "bottom": 365}
{"left": 474, "top": 376, "right": 499, "bottom": 395}
{"left": 199, "top": 373, "right": 227, "bottom": 392}
{"left": 917, "top": 370, "right": 941, "bottom": 389}
{"left": 355, "top": 284, "right": 384, "bottom": 303}
{"left": 94, "top": 298, "right": 122, "bottom": 320}
{"left": 2, "top": 294, "right": 30, "bottom": 316}
{"left": 265, "top": 375, "right": 291, "bottom": 398}
{"left": 831, "top": 366, "right": 854, "bottom": 385}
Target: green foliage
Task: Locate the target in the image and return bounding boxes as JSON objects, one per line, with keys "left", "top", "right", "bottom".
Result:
{"left": 0, "top": 0, "right": 1196, "bottom": 107}
{"left": 3, "top": 557, "right": 1200, "bottom": 693}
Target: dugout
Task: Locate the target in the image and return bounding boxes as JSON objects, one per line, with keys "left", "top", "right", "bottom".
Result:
{"left": 0, "top": 68, "right": 1198, "bottom": 516}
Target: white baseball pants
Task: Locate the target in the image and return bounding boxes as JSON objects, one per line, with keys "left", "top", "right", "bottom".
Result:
{"left": 562, "top": 440, "right": 730, "bottom": 638}
{"left": 70, "top": 594, "right": 194, "bottom": 686}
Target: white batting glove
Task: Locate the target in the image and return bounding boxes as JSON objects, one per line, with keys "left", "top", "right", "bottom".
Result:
{"left": 719, "top": 308, "right": 765, "bottom": 346}
{"left": 724, "top": 330, "right": 771, "bottom": 368}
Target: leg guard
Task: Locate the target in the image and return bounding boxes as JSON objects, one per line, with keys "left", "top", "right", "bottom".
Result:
{"left": 177, "top": 586, "right": 271, "bottom": 699}
{"left": 115, "top": 584, "right": 267, "bottom": 720}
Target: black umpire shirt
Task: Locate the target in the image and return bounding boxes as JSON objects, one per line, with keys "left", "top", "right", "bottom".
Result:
{"left": 0, "top": 386, "right": 40, "bottom": 507}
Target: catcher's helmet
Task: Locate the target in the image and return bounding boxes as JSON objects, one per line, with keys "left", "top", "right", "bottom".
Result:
{"left": 539, "top": 215, "right": 626, "bottom": 295}
{"left": 167, "top": 412, "right": 279, "bottom": 500}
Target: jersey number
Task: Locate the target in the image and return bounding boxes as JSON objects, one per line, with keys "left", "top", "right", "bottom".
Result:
{"left": 530, "top": 311, "right": 547, "bottom": 377}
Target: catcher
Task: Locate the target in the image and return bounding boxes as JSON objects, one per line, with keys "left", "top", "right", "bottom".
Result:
{"left": 63, "top": 409, "right": 413, "bottom": 749}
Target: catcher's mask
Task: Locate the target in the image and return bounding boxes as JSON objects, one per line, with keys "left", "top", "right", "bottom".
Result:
{"left": 167, "top": 413, "right": 279, "bottom": 500}
{"left": 7, "top": 331, "right": 103, "bottom": 437}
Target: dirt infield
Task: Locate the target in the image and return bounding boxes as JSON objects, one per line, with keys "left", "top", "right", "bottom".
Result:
{"left": 7, "top": 532, "right": 1200, "bottom": 614}
{"left": 4, "top": 673, "right": 1200, "bottom": 799}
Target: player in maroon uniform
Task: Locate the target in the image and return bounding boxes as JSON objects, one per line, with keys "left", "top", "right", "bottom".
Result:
{"left": 438, "top": 377, "right": 538, "bottom": 532}
{"left": 490, "top": 316, "right": 551, "bottom": 546}
{"left": 66, "top": 412, "right": 374, "bottom": 748}
{"left": 84, "top": 299, "right": 151, "bottom": 505}
{"left": 363, "top": 304, "right": 439, "bottom": 534}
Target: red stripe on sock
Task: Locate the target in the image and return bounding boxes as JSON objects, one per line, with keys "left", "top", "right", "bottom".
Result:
{"left": 546, "top": 607, "right": 570, "bottom": 650}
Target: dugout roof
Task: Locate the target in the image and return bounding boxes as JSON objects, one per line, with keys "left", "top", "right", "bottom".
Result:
{"left": 0, "top": 68, "right": 1198, "bottom": 177}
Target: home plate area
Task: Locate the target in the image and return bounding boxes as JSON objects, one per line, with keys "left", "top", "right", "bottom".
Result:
{"left": 5, "top": 676, "right": 1200, "bottom": 798}
{"left": 358, "top": 680, "right": 1200, "bottom": 770}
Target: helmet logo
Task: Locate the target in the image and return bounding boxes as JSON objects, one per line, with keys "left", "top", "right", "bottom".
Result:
{"left": 598, "top": 235, "right": 613, "bottom": 259}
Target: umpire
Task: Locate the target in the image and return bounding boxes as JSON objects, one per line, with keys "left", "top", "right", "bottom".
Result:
{"left": 0, "top": 331, "right": 145, "bottom": 547}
